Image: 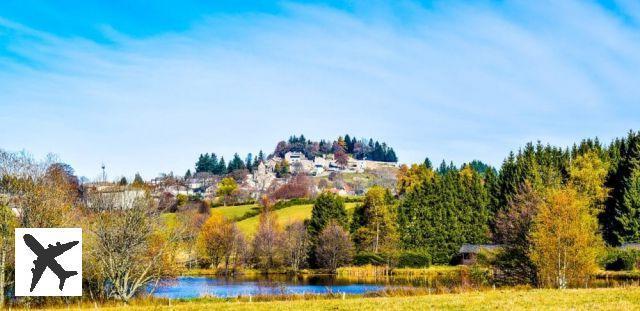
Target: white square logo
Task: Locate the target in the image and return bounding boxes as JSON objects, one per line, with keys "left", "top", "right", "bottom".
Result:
{"left": 15, "top": 228, "right": 82, "bottom": 296}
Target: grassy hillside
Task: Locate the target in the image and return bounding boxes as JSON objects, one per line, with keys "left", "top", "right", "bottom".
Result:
{"left": 210, "top": 204, "right": 259, "bottom": 220}
{"left": 237, "top": 202, "right": 359, "bottom": 236}
{"left": 91, "top": 287, "right": 640, "bottom": 310}
{"left": 160, "top": 203, "right": 259, "bottom": 226}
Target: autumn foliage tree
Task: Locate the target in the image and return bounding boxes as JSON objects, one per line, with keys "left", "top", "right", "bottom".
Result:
{"left": 269, "top": 174, "right": 311, "bottom": 200}
{"left": 569, "top": 150, "right": 609, "bottom": 212}
{"left": 216, "top": 177, "right": 238, "bottom": 206}
{"left": 0, "top": 152, "right": 79, "bottom": 228}
{"left": 334, "top": 149, "right": 349, "bottom": 168}
{"left": 196, "top": 214, "right": 245, "bottom": 273}
{"left": 530, "top": 187, "right": 603, "bottom": 288}
{"left": 351, "top": 186, "right": 398, "bottom": 255}
{"left": 396, "top": 163, "right": 434, "bottom": 196}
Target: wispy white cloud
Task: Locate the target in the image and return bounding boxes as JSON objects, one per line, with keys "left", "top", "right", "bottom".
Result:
{"left": 0, "top": 1, "right": 639, "bottom": 178}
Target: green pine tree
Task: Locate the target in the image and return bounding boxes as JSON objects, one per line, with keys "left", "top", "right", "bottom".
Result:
{"left": 309, "top": 192, "right": 348, "bottom": 236}
{"left": 617, "top": 168, "right": 640, "bottom": 243}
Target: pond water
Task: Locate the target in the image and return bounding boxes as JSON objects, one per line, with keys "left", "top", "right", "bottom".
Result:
{"left": 151, "top": 275, "right": 388, "bottom": 299}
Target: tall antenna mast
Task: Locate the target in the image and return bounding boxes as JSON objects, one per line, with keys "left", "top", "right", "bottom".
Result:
{"left": 101, "top": 163, "right": 107, "bottom": 183}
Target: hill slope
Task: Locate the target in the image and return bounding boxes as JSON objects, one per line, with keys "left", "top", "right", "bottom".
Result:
{"left": 210, "top": 204, "right": 259, "bottom": 220}
{"left": 237, "top": 202, "right": 359, "bottom": 236}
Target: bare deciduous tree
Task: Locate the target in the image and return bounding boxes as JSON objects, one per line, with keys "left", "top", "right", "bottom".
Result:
{"left": 315, "top": 221, "right": 354, "bottom": 271}
{"left": 84, "top": 196, "right": 181, "bottom": 302}
{"left": 0, "top": 205, "right": 15, "bottom": 307}
{"left": 0, "top": 150, "right": 78, "bottom": 228}
{"left": 0, "top": 150, "right": 79, "bottom": 304}
{"left": 251, "top": 204, "right": 284, "bottom": 270}
{"left": 177, "top": 209, "right": 208, "bottom": 268}
{"left": 284, "top": 221, "right": 310, "bottom": 271}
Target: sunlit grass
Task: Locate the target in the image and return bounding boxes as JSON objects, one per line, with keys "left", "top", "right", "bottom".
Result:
{"left": 29, "top": 287, "right": 640, "bottom": 310}
{"left": 210, "top": 203, "right": 259, "bottom": 220}
{"left": 236, "top": 203, "right": 359, "bottom": 236}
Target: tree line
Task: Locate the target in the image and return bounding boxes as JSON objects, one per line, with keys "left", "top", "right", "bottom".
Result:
{"left": 193, "top": 134, "right": 399, "bottom": 176}
{"left": 394, "top": 132, "right": 640, "bottom": 287}
{"left": 273, "top": 134, "right": 398, "bottom": 162}
{"left": 194, "top": 151, "right": 266, "bottom": 175}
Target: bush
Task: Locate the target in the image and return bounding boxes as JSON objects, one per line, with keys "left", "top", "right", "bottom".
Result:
{"left": 176, "top": 194, "right": 188, "bottom": 206}
{"left": 398, "top": 250, "right": 431, "bottom": 268}
{"left": 353, "top": 252, "right": 386, "bottom": 266}
{"left": 343, "top": 196, "right": 365, "bottom": 203}
{"left": 269, "top": 174, "right": 312, "bottom": 200}
{"left": 601, "top": 248, "right": 640, "bottom": 271}
{"left": 469, "top": 264, "right": 492, "bottom": 286}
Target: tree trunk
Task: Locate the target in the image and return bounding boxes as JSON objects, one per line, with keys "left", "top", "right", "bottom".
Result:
{"left": 0, "top": 246, "right": 5, "bottom": 307}
{"left": 374, "top": 222, "right": 380, "bottom": 253}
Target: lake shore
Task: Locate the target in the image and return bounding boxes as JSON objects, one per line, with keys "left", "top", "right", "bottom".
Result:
{"left": 180, "top": 265, "right": 465, "bottom": 277}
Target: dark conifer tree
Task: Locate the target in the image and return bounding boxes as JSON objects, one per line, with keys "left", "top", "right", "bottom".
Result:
{"left": 132, "top": 173, "right": 145, "bottom": 187}
{"left": 309, "top": 192, "right": 348, "bottom": 236}
{"left": 603, "top": 131, "right": 640, "bottom": 245}
{"left": 195, "top": 153, "right": 209, "bottom": 173}
{"left": 245, "top": 153, "right": 253, "bottom": 172}
{"left": 617, "top": 168, "right": 640, "bottom": 243}
{"left": 424, "top": 157, "right": 433, "bottom": 169}
{"left": 398, "top": 165, "right": 490, "bottom": 263}
{"left": 209, "top": 153, "right": 219, "bottom": 173}
{"left": 344, "top": 134, "right": 352, "bottom": 153}
{"left": 217, "top": 156, "right": 227, "bottom": 175}
{"left": 386, "top": 148, "right": 398, "bottom": 162}
{"left": 227, "top": 153, "right": 246, "bottom": 172}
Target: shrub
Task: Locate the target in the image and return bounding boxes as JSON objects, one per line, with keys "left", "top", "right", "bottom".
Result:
{"left": 469, "top": 264, "right": 492, "bottom": 286}
{"left": 343, "top": 196, "right": 365, "bottom": 203}
{"left": 269, "top": 174, "right": 312, "bottom": 200}
{"left": 176, "top": 194, "right": 188, "bottom": 206}
{"left": 601, "top": 248, "right": 640, "bottom": 271}
{"left": 398, "top": 250, "right": 431, "bottom": 268}
{"left": 353, "top": 252, "right": 386, "bottom": 266}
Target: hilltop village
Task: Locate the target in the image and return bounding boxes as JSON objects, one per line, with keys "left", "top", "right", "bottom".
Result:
{"left": 83, "top": 134, "right": 399, "bottom": 209}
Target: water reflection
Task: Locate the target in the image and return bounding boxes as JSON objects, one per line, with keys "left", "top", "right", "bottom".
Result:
{"left": 151, "top": 275, "right": 387, "bottom": 299}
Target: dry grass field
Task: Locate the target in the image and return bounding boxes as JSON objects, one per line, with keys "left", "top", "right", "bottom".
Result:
{"left": 23, "top": 286, "right": 640, "bottom": 310}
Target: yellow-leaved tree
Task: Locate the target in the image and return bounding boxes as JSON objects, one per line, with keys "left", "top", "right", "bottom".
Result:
{"left": 569, "top": 150, "right": 609, "bottom": 212}
{"left": 196, "top": 214, "right": 245, "bottom": 273}
{"left": 530, "top": 187, "right": 603, "bottom": 288}
{"left": 216, "top": 177, "right": 238, "bottom": 206}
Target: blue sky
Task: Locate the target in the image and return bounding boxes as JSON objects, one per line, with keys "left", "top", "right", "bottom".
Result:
{"left": 1, "top": 1, "right": 639, "bottom": 180}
